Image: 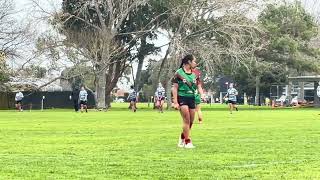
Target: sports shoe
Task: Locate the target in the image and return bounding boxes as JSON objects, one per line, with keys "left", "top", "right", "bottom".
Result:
{"left": 184, "top": 142, "right": 195, "bottom": 149}
{"left": 177, "top": 138, "right": 185, "bottom": 148}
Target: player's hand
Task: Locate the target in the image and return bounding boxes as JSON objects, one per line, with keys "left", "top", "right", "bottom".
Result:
{"left": 173, "top": 102, "right": 180, "bottom": 110}
{"left": 201, "top": 94, "right": 206, "bottom": 101}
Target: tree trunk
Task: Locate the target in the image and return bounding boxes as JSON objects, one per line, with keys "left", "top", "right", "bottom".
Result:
{"left": 165, "top": 81, "right": 172, "bottom": 109}
{"left": 255, "top": 76, "right": 260, "bottom": 106}
{"left": 105, "top": 60, "right": 127, "bottom": 109}
{"left": 95, "top": 69, "right": 106, "bottom": 109}
{"left": 135, "top": 35, "right": 147, "bottom": 91}
{"left": 155, "top": 42, "right": 172, "bottom": 88}
{"left": 287, "top": 81, "right": 292, "bottom": 104}
{"left": 105, "top": 93, "right": 112, "bottom": 109}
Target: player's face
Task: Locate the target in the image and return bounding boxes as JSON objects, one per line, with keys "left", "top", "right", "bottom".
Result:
{"left": 190, "top": 58, "right": 197, "bottom": 69}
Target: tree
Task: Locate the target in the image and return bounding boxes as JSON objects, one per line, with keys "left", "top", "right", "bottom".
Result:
{"left": 0, "top": 0, "right": 32, "bottom": 58}
{"left": 39, "top": 0, "right": 154, "bottom": 109}
{"left": 0, "top": 0, "right": 34, "bottom": 89}
{"left": 256, "top": 2, "right": 320, "bottom": 103}
{"left": 149, "top": 0, "right": 265, "bottom": 107}
{"left": 0, "top": 51, "right": 9, "bottom": 84}
{"left": 44, "top": 0, "right": 171, "bottom": 109}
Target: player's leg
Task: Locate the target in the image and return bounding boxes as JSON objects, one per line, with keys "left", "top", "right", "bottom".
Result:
{"left": 189, "top": 108, "right": 196, "bottom": 129}
{"left": 18, "top": 102, "right": 22, "bottom": 111}
{"left": 134, "top": 100, "right": 137, "bottom": 112}
{"left": 185, "top": 106, "right": 196, "bottom": 148}
{"left": 80, "top": 102, "right": 84, "bottom": 112}
{"left": 185, "top": 98, "right": 196, "bottom": 148}
{"left": 234, "top": 102, "right": 238, "bottom": 111}
{"left": 179, "top": 105, "right": 191, "bottom": 144}
{"left": 130, "top": 101, "right": 133, "bottom": 111}
{"left": 160, "top": 99, "right": 164, "bottom": 113}
{"left": 228, "top": 101, "right": 233, "bottom": 114}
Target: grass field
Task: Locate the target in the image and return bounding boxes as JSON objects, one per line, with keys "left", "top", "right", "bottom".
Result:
{"left": 1, "top": 104, "right": 320, "bottom": 179}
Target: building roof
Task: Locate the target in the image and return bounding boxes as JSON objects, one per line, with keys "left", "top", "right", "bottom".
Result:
{"left": 288, "top": 75, "right": 320, "bottom": 82}
{"left": 5, "top": 77, "right": 65, "bottom": 92}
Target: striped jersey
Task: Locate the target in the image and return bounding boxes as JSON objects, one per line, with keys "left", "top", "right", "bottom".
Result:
{"left": 155, "top": 87, "right": 165, "bottom": 98}
{"left": 227, "top": 88, "right": 238, "bottom": 101}
{"left": 79, "top": 90, "right": 88, "bottom": 101}
{"left": 128, "top": 89, "right": 137, "bottom": 99}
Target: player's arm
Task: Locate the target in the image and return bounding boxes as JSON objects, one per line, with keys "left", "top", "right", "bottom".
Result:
{"left": 196, "top": 77, "right": 204, "bottom": 99}
{"left": 172, "top": 83, "right": 179, "bottom": 109}
{"left": 136, "top": 92, "right": 139, "bottom": 102}
{"left": 235, "top": 89, "right": 238, "bottom": 96}
{"left": 224, "top": 91, "right": 229, "bottom": 98}
{"left": 197, "top": 84, "right": 205, "bottom": 99}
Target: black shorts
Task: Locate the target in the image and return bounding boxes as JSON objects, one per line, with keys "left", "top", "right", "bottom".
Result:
{"left": 16, "top": 100, "right": 22, "bottom": 104}
{"left": 178, "top": 96, "right": 195, "bottom": 109}
{"left": 228, "top": 100, "right": 237, "bottom": 104}
{"left": 129, "top": 98, "right": 137, "bottom": 102}
{"left": 80, "top": 101, "right": 87, "bottom": 105}
{"left": 157, "top": 97, "right": 165, "bottom": 101}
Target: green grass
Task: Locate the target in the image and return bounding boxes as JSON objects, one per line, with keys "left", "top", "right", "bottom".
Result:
{"left": 1, "top": 104, "right": 320, "bottom": 179}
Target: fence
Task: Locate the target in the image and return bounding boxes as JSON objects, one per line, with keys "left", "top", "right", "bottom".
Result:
{"left": 0, "top": 91, "right": 95, "bottom": 110}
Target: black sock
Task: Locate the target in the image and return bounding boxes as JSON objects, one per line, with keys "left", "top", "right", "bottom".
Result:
{"left": 181, "top": 133, "right": 185, "bottom": 139}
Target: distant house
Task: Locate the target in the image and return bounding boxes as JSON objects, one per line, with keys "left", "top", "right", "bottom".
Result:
{"left": 5, "top": 77, "right": 68, "bottom": 92}
{"left": 114, "top": 89, "right": 126, "bottom": 97}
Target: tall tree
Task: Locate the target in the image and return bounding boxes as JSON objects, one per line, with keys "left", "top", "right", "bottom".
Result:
{"left": 53, "top": 0, "right": 163, "bottom": 109}
{"left": 0, "top": 0, "right": 33, "bottom": 89}
{"left": 256, "top": 2, "right": 320, "bottom": 103}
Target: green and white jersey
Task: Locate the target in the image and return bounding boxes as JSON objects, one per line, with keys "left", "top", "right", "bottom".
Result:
{"left": 172, "top": 68, "right": 200, "bottom": 97}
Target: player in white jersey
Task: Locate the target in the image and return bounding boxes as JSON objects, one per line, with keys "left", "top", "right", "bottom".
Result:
{"left": 155, "top": 83, "right": 166, "bottom": 113}
{"left": 127, "top": 86, "right": 138, "bottom": 112}
{"left": 15, "top": 91, "right": 24, "bottom": 112}
{"left": 79, "top": 86, "right": 88, "bottom": 113}
{"left": 224, "top": 83, "right": 238, "bottom": 114}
